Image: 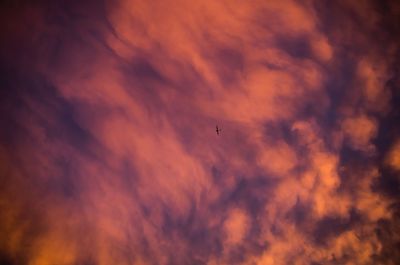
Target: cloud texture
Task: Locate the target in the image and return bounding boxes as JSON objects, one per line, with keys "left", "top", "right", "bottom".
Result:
{"left": 0, "top": 0, "right": 400, "bottom": 264}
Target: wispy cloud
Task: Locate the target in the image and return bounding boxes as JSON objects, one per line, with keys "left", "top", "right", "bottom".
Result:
{"left": 0, "top": 0, "right": 399, "bottom": 264}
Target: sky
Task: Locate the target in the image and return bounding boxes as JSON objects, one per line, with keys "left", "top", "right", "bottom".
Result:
{"left": 0, "top": 0, "right": 400, "bottom": 264}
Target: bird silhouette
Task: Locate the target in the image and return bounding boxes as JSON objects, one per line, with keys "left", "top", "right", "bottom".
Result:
{"left": 216, "top": 125, "right": 221, "bottom": 135}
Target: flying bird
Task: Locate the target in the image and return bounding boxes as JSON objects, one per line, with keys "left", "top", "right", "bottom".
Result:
{"left": 216, "top": 125, "right": 221, "bottom": 135}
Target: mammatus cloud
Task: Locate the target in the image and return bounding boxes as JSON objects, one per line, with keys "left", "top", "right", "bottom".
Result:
{"left": 0, "top": 0, "right": 399, "bottom": 264}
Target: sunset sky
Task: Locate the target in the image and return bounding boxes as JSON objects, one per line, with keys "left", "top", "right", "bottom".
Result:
{"left": 0, "top": 0, "right": 400, "bottom": 264}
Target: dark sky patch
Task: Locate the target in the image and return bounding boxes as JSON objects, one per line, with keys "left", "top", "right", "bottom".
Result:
{"left": 313, "top": 209, "right": 361, "bottom": 246}
{"left": 276, "top": 34, "right": 312, "bottom": 59}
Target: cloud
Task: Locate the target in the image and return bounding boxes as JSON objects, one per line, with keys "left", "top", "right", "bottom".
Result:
{"left": 341, "top": 114, "right": 378, "bottom": 153}
{"left": 0, "top": 0, "right": 399, "bottom": 264}
{"left": 385, "top": 139, "right": 400, "bottom": 172}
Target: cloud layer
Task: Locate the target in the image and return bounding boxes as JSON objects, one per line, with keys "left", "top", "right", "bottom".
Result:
{"left": 1, "top": 0, "right": 399, "bottom": 264}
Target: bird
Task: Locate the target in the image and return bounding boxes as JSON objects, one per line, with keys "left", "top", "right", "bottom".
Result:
{"left": 216, "top": 125, "right": 221, "bottom": 135}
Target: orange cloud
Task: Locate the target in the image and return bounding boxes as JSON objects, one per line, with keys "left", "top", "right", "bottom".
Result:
{"left": 0, "top": 0, "right": 399, "bottom": 264}
{"left": 223, "top": 208, "right": 250, "bottom": 246}
{"left": 385, "top": 139, "right": 400, "bottom": 172}
{"left": 341, "top": 114, "right": 378, "bottom": 153}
